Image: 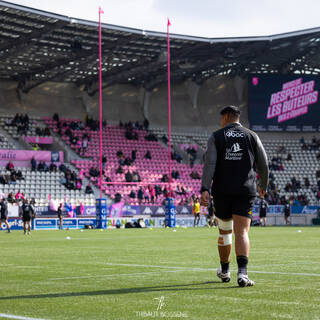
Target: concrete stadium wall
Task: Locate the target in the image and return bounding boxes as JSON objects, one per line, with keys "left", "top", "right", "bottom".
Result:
{"left": 0, "top": 81, "right": 144, "bottom": 122}
{"left": 0, "top": 77, "right": 249, "bottom": 132}
{"left": 147, "top": 76, "right": 248, "bottom": 132}
{"left": 0, "top": 81, "right": 86, "bottom": 118}
{"left": 86, "top": 84, "right": 144, "bottom": 123}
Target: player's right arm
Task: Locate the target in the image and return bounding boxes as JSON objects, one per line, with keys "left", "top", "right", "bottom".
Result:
{"left": 201, "top": 134, "right": 217, "bottom": 206}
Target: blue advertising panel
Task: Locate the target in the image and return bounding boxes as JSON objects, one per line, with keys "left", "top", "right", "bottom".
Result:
{"left": 78, "top": 218, "right": 96, "bottom": 228}
{"left": 1, "top": 218, "right": 26, "bottom": 231}
{"left": 249, "top": 75, "right": 320, "bottom": 132}
{"left": 62, "top": 219, "right": 78, "bottom": 229}
{"left": 35, "top": 219, "right": 57, "bottom": 229}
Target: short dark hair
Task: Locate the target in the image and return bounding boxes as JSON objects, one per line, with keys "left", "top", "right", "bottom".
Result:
{"left": 220, "top": 105, "right": 241, "bottom": 117}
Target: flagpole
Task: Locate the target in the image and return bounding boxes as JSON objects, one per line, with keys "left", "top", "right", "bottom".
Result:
{"left": 99, "top": 7, "right": 104, "bottom": 199}
{"left": 167, "top": 18, "right": 172, "bottom": 197}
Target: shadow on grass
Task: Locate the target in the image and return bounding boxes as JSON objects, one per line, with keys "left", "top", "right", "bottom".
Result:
{"left": 0, "top": 281, "right": 240, "bottom": 300}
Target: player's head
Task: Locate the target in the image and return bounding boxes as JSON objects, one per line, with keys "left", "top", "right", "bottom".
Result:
{"left": 220, "top": 105, "right": 240, "bottom": 127}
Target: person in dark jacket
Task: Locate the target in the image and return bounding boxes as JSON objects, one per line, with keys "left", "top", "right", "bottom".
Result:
{"left": 200, "top": 105, "right": 268, "bottom": 287}
{"left": 0, "top": 198, "right": 10, "bottom": 232}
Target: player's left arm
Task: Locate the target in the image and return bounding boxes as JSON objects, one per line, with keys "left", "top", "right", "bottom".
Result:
{"left": 254, "top": 134, "right": 269, "bottom": 197}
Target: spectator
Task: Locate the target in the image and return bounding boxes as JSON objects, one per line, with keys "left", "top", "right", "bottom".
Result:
{"left": 304, "top": 177, "right": 310, "bottom": 188}
{"left": 6, "top": 161, "right": 14, "bottom": 172}
{"left": 76, "top": 179, "right": 82, "bottom": 190}
{"left": 60, "top": 175, "right": 66, "bottom": 186}
{"left": 131, "top": 150, "right": 136, "bottom": 162}
{"left": 15, "top": 190, "right": 25, "bottom": 200}
{"left": 143, "top": 118, "right": 149, "bottom": 131}
{"left": 132, "top": 171, "right": 141, "bottom": 182}
{"left": 137, "top": 187, "right": 144, "bottom": 204}
{"left": 125, "top": 171, "right": 133, "bottom": 182}
{"left": 0, "top": 175, "right": 7, "bottom": 184}
{"left": 190, "top": 171, "right": 201, "bottom": 180}
{"left": 129, "top": 190, "right": 136, "bottom": 199}
{"left": 85, "top": 184, "right": 94, "bottom": 194}
{"left": 144, "top": 187, "right": 150, "bottom": 203}
{"left": 89, "top": 167, "right": 99, "bottom": 178}
{"left": 149, "top": 185, "right": 156, "bottom": 203}
{"left": 161, "top": 174, "right": 169, "bottom": 183}
{"left": 49, "top": 162, "right": 57, "bottom": 172}
{"left": 172, "top": 170, "right": 180, "bottom": 179}
{"left": 31, "top": 157, "right": 37, "bottom": 171}
{"left": 102, "top": 155, "right": 107, "bottom": 169}
{"left": 7, "top": 192, "right": 15, "bottom": 203}
{"left": 287, "top": 153, "right": 292, "bottom": 161}
{"left": 116, "top": 166, "right": 124, "bottom": 174}
{"left": 53, "top": 113, "right": 59, "bottom": 122}
{"left": 144, "top": 150, "right": 152, "bottom": 160}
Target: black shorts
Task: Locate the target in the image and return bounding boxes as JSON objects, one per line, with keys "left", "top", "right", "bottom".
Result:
{"left": 213, "top": 194, "right": 255, "bottom": 220}
{"left": 0, "top": 213, "right": 7, "bottom": 221}
{"left": 259, "top": 211, "right": 266, "bottom": 218}
{"left": 23, "top": 214, "right": 32, "bottom": 222}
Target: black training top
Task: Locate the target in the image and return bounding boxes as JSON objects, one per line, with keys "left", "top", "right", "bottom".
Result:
{"left": 259, "top": 199, "right": 269, "bottom": 213}
{"left": 201, "top": 123, "right": 269, "bottom": 197}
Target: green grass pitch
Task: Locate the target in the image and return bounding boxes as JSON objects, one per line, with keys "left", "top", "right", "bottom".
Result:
{"left": 0, "top": 226, "right": 319, "bottom": 320}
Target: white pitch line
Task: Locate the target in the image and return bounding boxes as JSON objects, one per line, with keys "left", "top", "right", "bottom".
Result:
{"left": 103, "top": 262, "right": 320, "bottom": 277}
{"left": 0, "top": 313, "right": 47, "bottom": 320}
{"left": 49, "top": 269, "right": 186, "bottom": 281}
{"left": 103, "top": 262, "right": 214, "bottom": 271}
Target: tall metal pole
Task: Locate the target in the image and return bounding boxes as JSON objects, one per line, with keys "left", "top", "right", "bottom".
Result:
{"left": 167, "top": 18, "right": 172, "bottom": 197}
{"left": 99, "top": 7, "right": 104, "bottom": 199}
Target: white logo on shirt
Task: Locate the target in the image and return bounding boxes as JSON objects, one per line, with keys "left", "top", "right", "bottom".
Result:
{"left": 230, "top": 143, "right": 242, "bottom": 152}
{"left": 226, "top": 131, "right": 244, "bottom": 138}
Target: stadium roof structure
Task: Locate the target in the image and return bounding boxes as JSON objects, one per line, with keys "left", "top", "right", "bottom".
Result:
{"left": 1, "top": 1, "right": 320, "bottom": 95}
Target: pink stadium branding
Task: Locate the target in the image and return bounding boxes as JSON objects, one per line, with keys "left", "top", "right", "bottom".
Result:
{"left": 267, "top": 78, "right": 318, "bottom": 123}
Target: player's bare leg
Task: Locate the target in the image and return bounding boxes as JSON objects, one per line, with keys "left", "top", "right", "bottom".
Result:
{"left": 216, "top": 218, "right": 233, "bottom": 282}
{"left": 4, "top": 219, "right": 11, "bottom": 232}
{"left": 233, "top": 214, "right": 254, "bottom": 287}
{"left": 23, "top": 221, "right": 27, "bottom": 235}
{"left": 27, "top": 221, "right": 31, "bottom": 235}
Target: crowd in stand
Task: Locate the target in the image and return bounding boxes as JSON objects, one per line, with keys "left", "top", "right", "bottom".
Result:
{"left": 6, "top": 113, "right": 29, "bottom": 135}
{"left": 0, "top": 162, "right": 25, "bottom": 185}
{"left": 265, "top": 136, "right": 320, "bottom": 206}
{"left": 30, "top": 157, "right": 57, "bottom": 172}
{"left": 35, "top": 127, "right": 51, "bottom": 137}
{"left": 59, "top": 164, "right": 83, "bottom": 191}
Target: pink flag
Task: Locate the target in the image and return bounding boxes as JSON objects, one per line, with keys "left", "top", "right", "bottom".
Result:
{"left": 167, "top": 18, "right": 171, "bottom": 27}
{"left": 99, "top": 7, "right": 104, "bottom": 14}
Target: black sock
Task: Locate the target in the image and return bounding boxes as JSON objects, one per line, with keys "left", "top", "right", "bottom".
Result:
{"left": 237, "top": 256, "right": 248, "bottom": 275}
{"left": 221, "top": 262, "right": 230, "bottom": 274}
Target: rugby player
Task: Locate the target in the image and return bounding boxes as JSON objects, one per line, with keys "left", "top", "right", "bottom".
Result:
{"left": 193, "top": 198, "right": 201, "bottom": 227}
{"left": 0, "top": 198, "right": 11, "bottom": 233}
{"left": 200, "top": 106, "right": 268, "bottom": 287}
{"left": 284, "top": 201, "right": 291, "bottom": 225}
{"left": 57, "top": 203, "right": 63, "bottom": 230}
{"left": 21, "top": 199, "right": 34, "bottom": 235}
{"left": 259, "top": 197, "right": 269, "bottom": 227}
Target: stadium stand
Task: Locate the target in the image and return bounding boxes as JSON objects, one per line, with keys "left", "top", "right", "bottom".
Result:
{"left": 0, "top": 135, "right": 15, "bottom": 149}
{"left": 0, "top": 114, "right": 50, "bottom": 139}
{"left": 43, "top": 117, "right": 202, "bottom": 205}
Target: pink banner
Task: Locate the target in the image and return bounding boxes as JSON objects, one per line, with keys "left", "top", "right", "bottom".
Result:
{"left": 0, "top": 150, "right": 64, "bottom": 163}
{"left": 23, "top": 136, "right": 54, "bottom": 144}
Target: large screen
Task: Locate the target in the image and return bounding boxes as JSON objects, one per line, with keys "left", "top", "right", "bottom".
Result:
{"left": 248, "top": 75, "right": 320, "bottom": 132}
